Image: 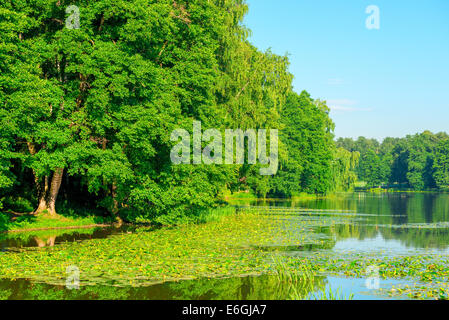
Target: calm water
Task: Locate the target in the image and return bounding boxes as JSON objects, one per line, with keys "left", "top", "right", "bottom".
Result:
{"left": 0, "top": 275, "right": 407, "bottom": 300}
{"left": 1, "top": 192, "right": 448, "bottom": 300}
{"left": 236, "top": 192, "right": 449, "bottom": 255}
{"left": 0, "top": 225, "right": 137, "bottom": 251}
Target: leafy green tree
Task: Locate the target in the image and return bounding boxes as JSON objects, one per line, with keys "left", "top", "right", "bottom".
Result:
{"left": 405, "top": 131, "right": 438, "bottom": 190}
{"left": 330, "top": 148, "right": 359, "bottom": 191}
{"left": 0, "top": 0, "right": 295, "bottom": 222}
{"left": 359, "top": 150, "right": 383, "bottom": 187}
{"left": 270, "top": 92, "right": 334, "bottom": 196}
{"left": 338, "top": 131, "right": 448, "bottom": 190}
{"left": 389, "top": 139, "right": 409, "bottom": 185}
{"left": 433, "top": 139, "right": 449, "bottom": 190}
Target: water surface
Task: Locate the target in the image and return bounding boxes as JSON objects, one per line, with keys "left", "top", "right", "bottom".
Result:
{"left": 1, "top": 192, "right": 448, "bottom": 300}
{"left": 236, "top": 192, "right": 449, "bottom": 255}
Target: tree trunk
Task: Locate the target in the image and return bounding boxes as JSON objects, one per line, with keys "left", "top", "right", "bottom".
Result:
{"left": 34, "top": 176, "right": 49, "bottom": 214}
{"left": 111, "top": 182, "right": 123, "bottom": 226}
{"left": 47, "top": 168, "right": 64, "bottom": 216}
{"left": 27, "top": 142, "right": 49, "bottom": 215}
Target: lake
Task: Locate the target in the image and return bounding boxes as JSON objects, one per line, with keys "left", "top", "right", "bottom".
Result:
{"left": 0, "top": 192, "right": 448, "bottom": 300}
{"left": 236, "top": 192, "right": 449, "bottom": 255}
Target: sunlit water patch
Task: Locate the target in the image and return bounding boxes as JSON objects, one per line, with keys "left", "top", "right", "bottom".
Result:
{"left": 334, "top": 233, "right": 449, "bottom": 256}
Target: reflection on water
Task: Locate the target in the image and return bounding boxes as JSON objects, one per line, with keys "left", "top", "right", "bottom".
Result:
{"left": 234, "top": 192, "right": 449, "bottom": 254}
{"left": 34, "top": 235, "right": 56, "bottom": 248}
{"left": 334, "top": 233, "right": 449, "bottom": 255}
{"left": 0, "top": 275, "right": 322, "bottom": 300}
{"left": 0, "top": 274, "right": 407, "bottom": 300}
{"left": 0, "top": 225, "right": 137, "bottom": 251}
{"left": 4, "top": 192, "right": 448, "bottom": 254}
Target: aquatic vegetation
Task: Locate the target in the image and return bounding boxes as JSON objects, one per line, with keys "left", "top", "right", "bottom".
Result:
{"left": 312, "top": 286, "right": 354, "bottom": 300}
{"left": 369, "top": 222, "right": 449, "bottom": 230}
{"left": 381, "top": 283, "right": 449, "bottom": 300}
{"left": 288, "top": 252, "right": 449, "bottom": 300}
{"left": 269, "top": 256, "right": 356, "bottom": 300}
{"left": 0, "top": 213, "right": 325, "bottom": 286}
{"left": 271, "top": 256, "right": 327, "bottom": 300}
{"left": 1, "top": 194, "right": 449, "bottom": 300}
{"left": 309, "top": 254, "right": 449, "bottom": 281}
{"left": 272, "top": 255, "right": 315, "bottom": 284}
{"left": 193, "top": 207, "right": 237, "bottom": 224}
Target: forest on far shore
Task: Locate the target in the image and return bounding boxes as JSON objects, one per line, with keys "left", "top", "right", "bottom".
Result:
{"left": 337, "top": 131, "right": 449, "bottom": 191}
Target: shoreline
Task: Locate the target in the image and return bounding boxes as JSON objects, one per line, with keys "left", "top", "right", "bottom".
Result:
{"left": 2, "top": 223, "right": 111, "bottom": 234}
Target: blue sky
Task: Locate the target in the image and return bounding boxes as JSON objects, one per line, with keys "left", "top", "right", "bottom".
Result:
{"left": 244, "top": 0, "right": 449, "bottom": 140}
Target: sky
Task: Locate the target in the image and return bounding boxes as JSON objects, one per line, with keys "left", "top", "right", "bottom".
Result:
{"left": 244, "top": 0, "right": 449, "bottom": 141}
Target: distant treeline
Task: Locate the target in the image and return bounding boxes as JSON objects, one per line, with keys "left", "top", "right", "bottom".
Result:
{"left": 0, "top": 0, "right": 357, "bottom": 223}
{"left": 337, "top": 131, "right": 449, "bottom": 190}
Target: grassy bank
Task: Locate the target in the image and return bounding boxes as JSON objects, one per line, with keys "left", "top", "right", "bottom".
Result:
{"left": 0, "top": 213, "right": 111, "bottom": 233}
{"left": 0, "top": 198, "right": 116, "bottom": 232}
{"left": 0, "top": 198, "right": 238, "bottom": 233}
{"left": 224, "top": 190, "right": 334, "bottom": 202}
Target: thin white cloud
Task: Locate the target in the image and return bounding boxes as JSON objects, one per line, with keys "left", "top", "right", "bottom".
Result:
{"left": 327, "top": 78, "right": 345, "bottom": 85}
{"left": 327, "top": 99, "right": 373, "bottom": 112}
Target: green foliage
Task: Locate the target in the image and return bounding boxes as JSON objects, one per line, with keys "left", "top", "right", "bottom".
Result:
{"left": 0, "top": 0, "right": 296, "bottom": 220}
{"left": 1, "top": 197, "right": 34, "bottom": 213}
{"left": 4, "top": 0, "right": 441, "bottom": 223}
{"left": 269, "top": 92, "right": 335, "bottom": 197}
{"left": 359, "top": 150, "right": 383, "bottom": 186}
{"left": 433, "top": 140, "right": 449, "bottom": 190}
{"left": 1, "top": 194, "right": 449, "bottom": 300}
{"left": 0, "top": 0, "right": 355, "bottom": 221}
{"left": 337, "top": 131, "right": 449, "bottom": 190}
{"left": 330, "top": 147, "right": 359, "bottom": 192}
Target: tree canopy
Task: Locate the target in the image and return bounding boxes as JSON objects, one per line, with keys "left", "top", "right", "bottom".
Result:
{"left": 0, "top": 0, "right": 363, "bottom": 223}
